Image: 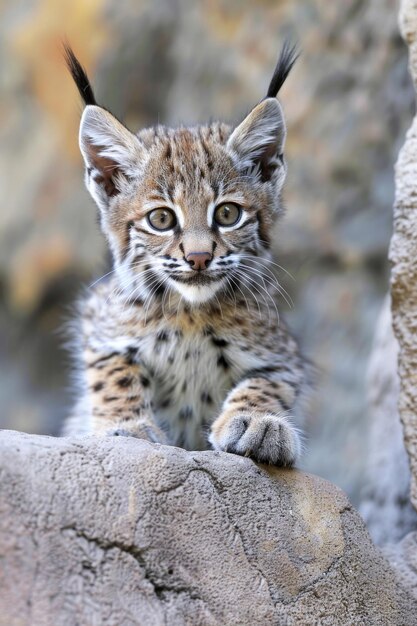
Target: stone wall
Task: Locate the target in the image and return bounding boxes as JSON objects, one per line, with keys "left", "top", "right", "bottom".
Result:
{"left": 359, "top": 297, "right": 417, "bottom": 544}
{"left": 390, "top": 0, "right": 417, "bottom": 513}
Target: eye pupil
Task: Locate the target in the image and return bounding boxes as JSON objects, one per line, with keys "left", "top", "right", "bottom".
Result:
{"left": 147, "top": 208, "right": 176, "bottom": 231}
{"left": 214, "top": 203, "right": 241, "bottom": 227}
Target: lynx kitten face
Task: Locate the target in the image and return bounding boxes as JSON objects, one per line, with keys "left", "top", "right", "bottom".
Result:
{"left": 64, "top": 43, "right": 306, "bottom": 467}
{"left": 71, "top": 46, "right": 290, "bottom": 305}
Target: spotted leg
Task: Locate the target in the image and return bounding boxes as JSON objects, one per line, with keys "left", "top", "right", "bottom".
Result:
{"left": 83, "top": 348, "right": 167, "bottom": 443}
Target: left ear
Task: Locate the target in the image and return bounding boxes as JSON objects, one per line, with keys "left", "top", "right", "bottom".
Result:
{"left": 79, "top": 105, "right": 145, "bottom": 211}
{"left": 227, "top": 98, "right": 286, "bottom": 183}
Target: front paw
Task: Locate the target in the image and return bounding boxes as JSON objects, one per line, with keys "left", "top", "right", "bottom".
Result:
{"left": 106, "top": 419, "right": 168, "bottom": 444}
{"left": 209, "top": 412, "right": 301, "bottom": 466}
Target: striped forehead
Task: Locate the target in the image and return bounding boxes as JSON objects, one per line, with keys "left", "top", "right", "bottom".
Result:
{"left": 148, "top": 130, "right": 225, "bottom": 217}
{"left": 136, "top": 123, "right": 249, "bottom": 230}
{"left": 165, "top": 130, "right": 220, "bottom": 180}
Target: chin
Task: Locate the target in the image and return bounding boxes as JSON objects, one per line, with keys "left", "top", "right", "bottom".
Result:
{"left": 170, "top": 277, "right": 225, "bottom": 305}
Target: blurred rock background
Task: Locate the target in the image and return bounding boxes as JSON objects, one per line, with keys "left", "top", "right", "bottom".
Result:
{"left": 0, "top": 0, "right": 413, "bottom": 506}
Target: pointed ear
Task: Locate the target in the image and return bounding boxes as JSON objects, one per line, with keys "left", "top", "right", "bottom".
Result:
{"left": 79, "top": 105, "right": 144, "bottom": 209}
{"left": 227, "top": 98, "right": 286, "bottom": 183}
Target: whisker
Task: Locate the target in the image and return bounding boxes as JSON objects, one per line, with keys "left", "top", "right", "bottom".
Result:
{"left": 232, "top": 269, "right": 264, "bottom": 319}
{"left": 238, "top": 255, "right": 294, "bottom": 304}
{"left": 239, "top": 254, "right": 295, "bottom": 281}
{"left": 241, "top": 269, "right": 280, "bottom": 322}
{"left": 213, "top": 292, "right": 224, "bottom": 320}
{"left": 114, "top": 268, "right": 161, "bottom": 310}
{"left": 239, "top": 262, "right": 293, "bottom": 308}
{"left": 229, "top": 275, "right": 251, "bottom": 318}
{"left": 223, "top": 276, "right": 238, "bottom": 315}
{"left": 234, "top": 268, "right": 279, "bottom": 324}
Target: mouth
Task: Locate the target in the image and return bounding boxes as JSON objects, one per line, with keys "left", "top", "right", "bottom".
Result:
{"left": 167, "top": 271, "right": 227, "bottom": 304}
{"left": 169, "top": 272, "right": 224, "bottom": 285}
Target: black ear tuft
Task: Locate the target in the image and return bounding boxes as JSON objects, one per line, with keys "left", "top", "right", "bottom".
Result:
{"left": 63, "top": 43, "right": 97, "bottom": 106}
{"left": 266, "top": 40, "right": 299, "bottom": 99}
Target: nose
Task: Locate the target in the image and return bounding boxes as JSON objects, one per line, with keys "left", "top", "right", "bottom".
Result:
{"left": 186, "top": 251, "right": 212, "bottom": 271}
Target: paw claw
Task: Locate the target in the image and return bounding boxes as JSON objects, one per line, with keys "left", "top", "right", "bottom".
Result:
{"left": 210, "top": 412, "right": 301, "bottom": 467}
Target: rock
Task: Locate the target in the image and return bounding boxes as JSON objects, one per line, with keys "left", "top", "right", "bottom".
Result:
{"left": 390, "top": 0, "right": 417, "bottom": 511}
{"left": 384, "top": 531, "right": 417, "bottom": 602}
{"left": 0, "top": 430, "right": 415, "bottom": 626}
{"left": 360, "top": 296, "right": 417, "bottom": 544}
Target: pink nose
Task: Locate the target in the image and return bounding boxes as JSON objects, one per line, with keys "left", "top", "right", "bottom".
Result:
{"left": 186, "top": 251, "right": 212, "bottom": 271}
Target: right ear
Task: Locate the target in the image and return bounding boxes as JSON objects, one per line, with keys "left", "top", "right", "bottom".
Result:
{"left": 79, "top": 105, "right": 145, "bottom": 211}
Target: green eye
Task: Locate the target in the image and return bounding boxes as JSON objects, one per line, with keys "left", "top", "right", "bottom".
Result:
{"left": 147, "top": 208, "right": 177, "bottom": 231}
{"left": 213, "top": 203, "right": 241, "bottom": 227}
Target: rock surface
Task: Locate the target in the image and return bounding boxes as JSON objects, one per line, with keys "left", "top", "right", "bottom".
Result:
{"left": 390, "top": 0, "right": 417, "bottom": 511}
{"left": 0, "top": 430, "right": 416, "bottom": 626}
{"left": 360, "top": 296, "right": 417, "bottom": 544}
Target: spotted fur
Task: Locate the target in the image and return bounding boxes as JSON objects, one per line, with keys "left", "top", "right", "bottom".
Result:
{"left": 63, "top": 44, "right": 307, "bottom": 466}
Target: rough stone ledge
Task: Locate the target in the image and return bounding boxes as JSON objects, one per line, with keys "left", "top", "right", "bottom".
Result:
{"left": 0, "top": 429, "right": 416, "bottom": 626}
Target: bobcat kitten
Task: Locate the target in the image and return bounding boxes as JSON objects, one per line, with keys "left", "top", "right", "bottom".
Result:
{"left": 63, "top": 43, "right": 306, "bottom": 466}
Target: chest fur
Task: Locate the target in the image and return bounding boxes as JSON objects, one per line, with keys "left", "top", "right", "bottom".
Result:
{"left": 138, "top": 327, "right": 258, "bottom": 449}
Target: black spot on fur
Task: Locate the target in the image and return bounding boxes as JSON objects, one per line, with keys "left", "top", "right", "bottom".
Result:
{"left": 156, "top": 330, "right": 169, "bottom": 342}
{"left": 240, "top": 366, "right": 278, "bottom": 381}
{"left": 127, "top": 395, "right": 140, "bottom": 402}
{"left": 217, "top": 354, "right": 229, "bottom": 370}
{"left": 273, "top": 395, "right": 290, "bottom": 411}
{"left": 117, "top": 376, "right": 133, "bottom": 388}
{"left": 109, "top": 367, "right": 124, "bottom": 375}
{"left": 140, "top": 375, "right": 150, "bottom": 388}
{"left": 92, "top": 381, "right": 105, "bottom": 392}
{"left": 104, "top": 396, "right": 119, "bottom": 403}
{"left": 179, "top": 406, "right": 193, "bottom": 420}
{"left": 88, "top": 352, "right": 120, "bottom": 368}
{"left": 154, "top": 283, "right": 166, "bottom": 298}
{"left": 211, "top": 336, "right": 228, "bottom": 348}
{"left": 201, "top": 392, "right": 212, "bottom": 404}
{"left": 126, "top": 346, "right": 138, "bottom": 363}
{"left": 163, "top": 262, "right": 180, "bottom": 269}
